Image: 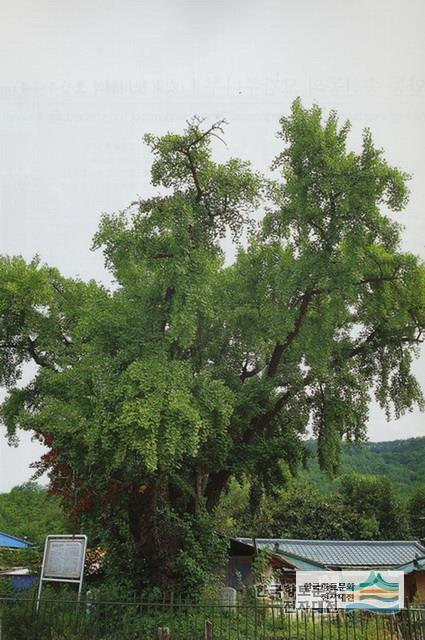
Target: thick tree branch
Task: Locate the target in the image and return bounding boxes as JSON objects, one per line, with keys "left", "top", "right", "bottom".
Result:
{"left": 176, "top": 120, "right": 227, "bottom": 211}
{"left": 240, "top": 389, "right": 292, "bottom": 449}
{"left": 26, "top": 337, "right": 56, "bottom": 370}
{"left": 240, "top": 358, "right": 259, "bottom": 381}
{"left": 184, "top": 148, "right": 204, "bottom": 204}
{"left": 205, "top": 468, "right": 232, "bottom": 511}
{"left": 267, "top": 289, "right": 314, "bottom": 377}
{"left": 263, "top": 389, "right": 292, "bottom": 422}
{"left": 308, "top": 217, "right": 327, "bottom": 238}
{"left": 347, "top": 331, "right": 423, "bottom": 360}
{"left": 152, "top": 252, "right": 175, "bottom": 260}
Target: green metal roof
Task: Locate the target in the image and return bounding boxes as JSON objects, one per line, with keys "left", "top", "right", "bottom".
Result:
{"left": 278, "top": 550, "right": 328, "bottom": 571}
{"left": 236, "top": 538, "right": 425, "bottom": 569}
{"left": 395, "top": 556, "right": 425, "bottom": 575}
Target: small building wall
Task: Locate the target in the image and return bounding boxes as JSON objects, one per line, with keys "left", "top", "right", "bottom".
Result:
{"left": 227, "top": 539, "right": 297, "bottom": 591}
{"left": 402, "top": 572, "right": 425, "bottom": 603}
{"left": 412, "top": 571, "right": 425, "bottom": 602}
{"left": 227, "top": 555, "right": 254, "bottom": 589}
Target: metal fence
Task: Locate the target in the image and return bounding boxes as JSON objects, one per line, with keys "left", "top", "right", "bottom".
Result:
{"left": 0, "top": 595, "right": 424, "bottom": 640}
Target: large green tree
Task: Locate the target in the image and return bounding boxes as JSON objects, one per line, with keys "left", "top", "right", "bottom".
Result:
{"left": 1, "top": 101, "right": 424, "bottom": 589}
{"left": 338, "top": 473, "right": 411, "bottom": 539}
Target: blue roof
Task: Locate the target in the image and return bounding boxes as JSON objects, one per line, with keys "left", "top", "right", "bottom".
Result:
{"left": 236, "top": 538, "right": 425, "bottom": 569}
{"left": 0, "top": 531, "right": 34, "bottom": 549}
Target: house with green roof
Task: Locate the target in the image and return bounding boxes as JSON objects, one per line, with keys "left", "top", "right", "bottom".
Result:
{"left": 228, "top": 537, "right": 425, "bottom": 601}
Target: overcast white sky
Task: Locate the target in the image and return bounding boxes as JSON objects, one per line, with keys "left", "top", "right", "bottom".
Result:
{"left": 0, "top": 0, "right": 424, "bottom": 491}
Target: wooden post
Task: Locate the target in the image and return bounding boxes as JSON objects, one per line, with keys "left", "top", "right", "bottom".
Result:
{"left": 157, "top": 626, "right": 171, "bottom": 640}
{"left": 204, "top": 619, "right": 213, "bottom": 640}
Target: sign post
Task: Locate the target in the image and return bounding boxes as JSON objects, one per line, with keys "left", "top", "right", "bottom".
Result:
{"left": 37, "top": 534, "right": 87, "bottom": 610}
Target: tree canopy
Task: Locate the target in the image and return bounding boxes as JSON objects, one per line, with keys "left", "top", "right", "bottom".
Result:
{"left": 218, "top": 473, "right": 411, "bottom": 542}
{"left": 1, "top": 100, "right": 424, "bottom": 590}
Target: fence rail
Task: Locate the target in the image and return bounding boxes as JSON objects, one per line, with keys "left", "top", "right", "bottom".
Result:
{"left": 0, "top": 595, "right": 424, "bottom": 640}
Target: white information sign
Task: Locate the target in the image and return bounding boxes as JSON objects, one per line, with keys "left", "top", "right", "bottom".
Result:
{"left": 296, "top": 570, "right": 404, "bottom": 611}
{"left": 44, "top": 538, "right": 86, "bottom": 579}
{"left": 37, "top": 535, "right": 87, "bottom": 609}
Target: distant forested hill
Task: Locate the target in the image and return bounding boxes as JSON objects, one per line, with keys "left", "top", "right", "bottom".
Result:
{"left": 302, "top": 437, "right": 425, "bottom": 495}
{"left": 0, "top": 482, "right": 66, "bottom": 545}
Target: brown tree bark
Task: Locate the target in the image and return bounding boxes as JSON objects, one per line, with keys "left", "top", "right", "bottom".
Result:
{"left": 204, "top": 469, "right": 232, "bottom": 511}
{"left": 127, "top": 477, "right": 180, "bottom": 589}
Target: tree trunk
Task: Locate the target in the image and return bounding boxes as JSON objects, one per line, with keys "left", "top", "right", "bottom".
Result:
{"left": 205, "top": 469, "right": 232, "bottom": 511}
{"left": 128, "top": 477, "right": 180, "bottom": 589}
{"left": 127, "top": 466, "right": 231, "bottom": 589}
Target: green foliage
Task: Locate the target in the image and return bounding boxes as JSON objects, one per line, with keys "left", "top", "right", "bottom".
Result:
{"left": 338, "top": 473, "right": 411, "bottom": 539}
{"left": 0, "top": 101, "right": 424, "bottom": 590}
{"left": 0, "top": 482, "right": 66, "bottom": 546}
{"left": 0, "top": 607, "right": 51, "bottom": 640}
{"left": 0, "top": 594, "right": 402, "bottom": 640}
{"left": 171, "top": 510, "right": 228, "bottom": 597}
{"left": 220, "top": 472, "right": 411, "bottom": 541}
{"left": 303, "top": 437, "right": 425, "bottom": 495}
{"left": 0, "top": 546, "right": 41, "bottom": 575}
{"left": 409, "top": 486, "right": 425, "bottom": 539}
{"left": 0, "top": 483, "right": 66, "bottom": 578}
{"left": 251, "top": 547, "right": 273, "bottom": 585}
{"left": 219, "top": 477, "right": 348, "bottom": 539}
